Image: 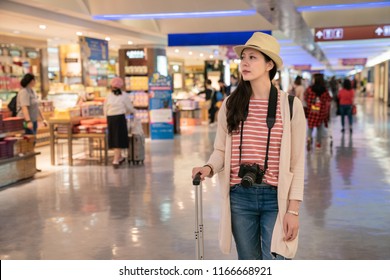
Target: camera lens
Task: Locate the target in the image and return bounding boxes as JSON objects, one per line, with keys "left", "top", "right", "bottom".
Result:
{"left": 241, "top": 172, "right": 256, "bottom": 188}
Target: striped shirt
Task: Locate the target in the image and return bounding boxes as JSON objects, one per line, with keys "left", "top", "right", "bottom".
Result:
{"left": 230, "top": 96, "right": 283, "bottom": 187}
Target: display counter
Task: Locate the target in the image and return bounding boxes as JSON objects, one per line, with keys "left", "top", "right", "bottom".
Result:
{"left": 49, "top": 118, "right": 108, "bottom": 166}
{"left": 0, "top": 152, "right": 40, "bottom": 188}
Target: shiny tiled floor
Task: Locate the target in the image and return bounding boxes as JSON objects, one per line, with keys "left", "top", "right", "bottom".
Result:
{"left": 1, "top": 97, "right": 389, "bottom": 260}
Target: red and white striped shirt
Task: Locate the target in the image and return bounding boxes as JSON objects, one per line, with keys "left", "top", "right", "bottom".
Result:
{"left": 230, "top": 96, "right": 283, "bottom": 187}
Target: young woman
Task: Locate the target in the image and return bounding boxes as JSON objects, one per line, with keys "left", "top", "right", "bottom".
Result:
{"left": 17, "top": 73, "right": 48, "bottom": 136}
{"left": 304, "top": 73, "right": 332, "bottom": 149}
{"left": 192, "top": 32, "right": 306, "bottom": 260}
{"left": 338, "top": 78, "right": 355, "bottom": 133}
{"left": 104, "top": 77, "right": 135, "bottom": 168}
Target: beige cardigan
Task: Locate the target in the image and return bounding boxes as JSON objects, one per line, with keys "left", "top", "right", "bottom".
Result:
{"left": 207, "top": 90, "right": 306, "bottom": 259}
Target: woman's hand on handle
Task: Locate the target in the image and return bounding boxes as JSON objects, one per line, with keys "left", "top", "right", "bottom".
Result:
{"left": 192, "top": 166, "right": 212, "bottom": 181}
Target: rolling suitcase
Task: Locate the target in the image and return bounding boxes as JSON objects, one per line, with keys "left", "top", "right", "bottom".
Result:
{"left": 130, "top": 134, "right": 145, "bottom": 165}
{"left": 192, "top": 173, "right": 204, "bottom": 260}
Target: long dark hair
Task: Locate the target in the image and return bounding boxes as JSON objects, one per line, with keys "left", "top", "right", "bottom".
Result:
{"left": 311, "top": 73, "right": 326, "bottom": 97}
{"left": 343, "top": 78, "right": 352, "bottom": 90}
{"left": 226, "top": 52, "right": 277, "bottom": 134}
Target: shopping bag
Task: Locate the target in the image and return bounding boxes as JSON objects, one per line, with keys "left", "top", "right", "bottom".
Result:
{"left": 352, "top": 104, "right": 357, "bottom": 115}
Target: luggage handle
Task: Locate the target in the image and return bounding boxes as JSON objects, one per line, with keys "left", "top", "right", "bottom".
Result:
{"left": 193, "top": 172, "right": 204, "bottom": 260}
{"left": 193, "top": 172, "right": 201, "bottom": 185}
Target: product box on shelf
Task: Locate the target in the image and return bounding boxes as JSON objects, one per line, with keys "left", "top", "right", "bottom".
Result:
{"left": 53, "top": 107, "right": 81, "bottom": 120}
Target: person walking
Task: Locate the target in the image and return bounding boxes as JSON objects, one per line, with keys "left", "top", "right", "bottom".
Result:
{"left": 338, "top": 78, "right": 355, "bottom": 133}
{"left": 192, "top": 32, "right": 306, "bottom": 260}
{"left": 104, "top": 77, "right": 136, "bottom": 168}
{"left": 304, "top": 73, "right": 332, "bottom": 149}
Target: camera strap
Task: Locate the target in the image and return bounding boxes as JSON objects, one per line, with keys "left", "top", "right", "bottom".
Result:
{"left": 238, "top": 84, "right": 278, "bottom": 173}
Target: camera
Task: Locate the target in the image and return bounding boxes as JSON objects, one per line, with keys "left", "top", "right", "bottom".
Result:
{"left": 238, "top": 163, "right": 265, "bottom": 188}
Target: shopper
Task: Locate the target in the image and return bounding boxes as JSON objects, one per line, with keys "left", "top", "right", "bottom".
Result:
{"left": 191, "top": 32, "right": 306, "bottom": 260}
{"left": 104, "top": 77, "right": 135, "bottom": 168}
{"left": 198, "top": 79, "right": 217, "bottom": 124}
{"left": 304, "top": 73, "right": 332, "bottom": 149}
{"left": 226, "top": 75, "right": 238, "bottom": 96}
{"left": 338, "top": 78, "right": 355, "bottom": 133}
{"left": 17, "top": 73, "right": 48, "bottom": 137}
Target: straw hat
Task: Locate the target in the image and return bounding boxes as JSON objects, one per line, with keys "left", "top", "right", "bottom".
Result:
{"left": 110, "top": 77, "right": 124, "bottom": 89}
{"left": 233, "top": 32, "right": 283, "bottom": 69}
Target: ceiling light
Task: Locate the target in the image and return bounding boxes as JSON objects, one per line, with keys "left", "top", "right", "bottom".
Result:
{"left": 105, "top": 37, "right": 111, "bottom": 41}
{"left": 93, "top": 9, "right": 257, "bottom": 20}
{"left": 76, "top": 32, "right": 83, "bottom": 36}
{"left": 127, "top": 40, "right": 133, "bottom": 45}
{"left": 297, "top": 1, "right": 390, "bottom": 12}
{"left": 199, "top": 53, "right": 204, "bottom": 57}
{"left": 174, "top": 49, "right": 179, "bottom": 53}
{"left": 209, "top": 55, "right": 214, "bottom": 59}
{"left": 39, "top": 25, "right": 47, "bottom": 30}
{"left": 188, "top": 51, "right": 193, "bottom": 55}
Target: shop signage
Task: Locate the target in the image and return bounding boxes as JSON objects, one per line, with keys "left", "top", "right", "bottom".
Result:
{"left": 225, "top": 46, "right": 237, "bottom": 59}
{"left": 26, "top": 50, "right": 39, "bottom": 59}
{"left": 9, "top": 49, "right": 22, "bottom": 57}
{"left": 340, "top": 58, "right": 367, "bottom": 66}
{"left": 149, "top": 73, "right": 174, "bottom": 140}
{"left": 126, "top": 49, "right": 145, "bottom": 59}
{"left": 315, "top": 24, "right": 390, "bottom": 42}
{"left": 79, "top": 36, "right": 108, "bottom": 61}
{"left": 64, "top": 58, "right": 78, "bottom": 63}
{"left": 168, "top": 30, "right": 271, "bottom": 46}
{"left": 293, "top": 64, "right": 311, "bottom": 70}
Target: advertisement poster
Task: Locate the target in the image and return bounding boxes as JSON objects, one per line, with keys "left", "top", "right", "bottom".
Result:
{"left": 79, "top": 36, "right": 108, "bottom": 61}
{"left": 149, "top": 73, "right": 174, "bottom": 140}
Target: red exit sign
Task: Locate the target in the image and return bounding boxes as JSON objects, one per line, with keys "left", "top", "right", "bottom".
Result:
{"left": 315, "top": 25, "right": 390, "bottom": 42}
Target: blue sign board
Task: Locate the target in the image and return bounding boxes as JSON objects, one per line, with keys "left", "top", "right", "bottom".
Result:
{"left": 79, "top": 36, "right": 109, "bottom": 61}
{"left": 168, "top": 30, "right": 271, "bottom": 46}
{"left": 149, "top": 73, "right": 174, "bottom": 140}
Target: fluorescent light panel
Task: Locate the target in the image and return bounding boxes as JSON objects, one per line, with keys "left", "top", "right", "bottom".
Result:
{"left": 297, "top": 1, "right": 390, "bottom": 12}
{"left": 93, "top": 10, "right": 256, "bottom": 20}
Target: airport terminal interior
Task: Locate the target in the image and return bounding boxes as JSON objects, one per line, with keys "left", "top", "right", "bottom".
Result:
{"left": 0, "top": 0, "right": 389, "bottom": 260}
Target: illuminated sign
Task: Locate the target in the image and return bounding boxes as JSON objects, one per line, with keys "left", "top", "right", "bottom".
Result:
{"left": 315, "top": 24, "right": 390, "bottom": 41}
{"left": 168, "top": 30, "right": 271, "bottom": 46}
{"left": 126, "top": 49, "right": 145, "bottom": 59}
{"left": 293, "top": 65, "right": 312, "bottom": 70}
{"left": 340, "top": 58, "right": 367, "bottom": 66}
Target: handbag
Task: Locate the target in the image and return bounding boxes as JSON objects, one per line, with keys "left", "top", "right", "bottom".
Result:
{"left": 352, "top": 104, "right": 357, "bottom": 115}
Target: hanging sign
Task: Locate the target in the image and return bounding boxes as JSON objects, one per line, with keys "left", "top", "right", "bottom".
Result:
{"left": 79, "top": 36, "right": 108, "bottom": 61}
{"left": 315, "top": 24, "right": 390, "bottom": 42}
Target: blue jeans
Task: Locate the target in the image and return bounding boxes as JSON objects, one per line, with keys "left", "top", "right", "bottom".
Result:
{"left": 230, "top": 183, "right": 287, "bottom": 260}
{"left": 340, "top": 105, "right": 353, "bottom": 129}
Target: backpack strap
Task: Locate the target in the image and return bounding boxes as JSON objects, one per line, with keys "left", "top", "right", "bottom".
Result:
{"left": 288, "top": 94, "right": 294, "bottom": 121}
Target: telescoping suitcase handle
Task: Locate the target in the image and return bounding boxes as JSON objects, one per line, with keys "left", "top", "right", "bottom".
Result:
{"left": 193, "top": 172, "right": 204, "bottom": 260}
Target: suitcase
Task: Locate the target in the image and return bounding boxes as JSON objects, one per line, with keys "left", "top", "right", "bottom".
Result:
{"left": 192, "top": 173, "right": 204, "bottom": 260}
{"left": 128, "top": 134, "right": 145, "bottom": 165}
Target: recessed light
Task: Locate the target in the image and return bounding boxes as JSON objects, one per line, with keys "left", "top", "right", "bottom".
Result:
{"left": 39, "top": 25, "right": 47, "bottom": 30}
{"left": 174, "top": 49, "right": 179, "bottom": 53}
{"left": 76, "top": 32, "right": 83, "bottom": 36}
{"left": 188, "top": 51, "right": 193, "bottom": 55}
{"left": 105, "top": 37, "right": 111, "bottom": 41}
{"left": 209, "top": 55, "right": 214, "bottom": 59}
{"left": 199, "top": 53, "right": 204, "bottom": 57}
{"left": 127, "top": 40, "right": 133, "bottom": 45}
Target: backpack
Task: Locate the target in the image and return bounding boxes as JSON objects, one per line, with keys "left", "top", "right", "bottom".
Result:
{"left": 7, "top": 94, "right": 18, "bottom": 117}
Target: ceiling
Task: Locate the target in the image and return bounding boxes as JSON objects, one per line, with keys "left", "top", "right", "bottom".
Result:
{"left": 0, "top": 0, "right": 389, "bottom": 76}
